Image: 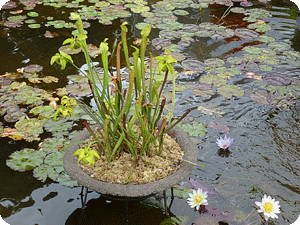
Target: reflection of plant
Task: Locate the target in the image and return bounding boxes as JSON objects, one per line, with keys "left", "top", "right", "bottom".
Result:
{"left": 53, "top": 96, "right": 76, "bottom": 120}
{"left": 51, "top": 13, "right": 190, "bottom": 164}
{"left": 212, "top": 6, "right": 232, "bottom": 24}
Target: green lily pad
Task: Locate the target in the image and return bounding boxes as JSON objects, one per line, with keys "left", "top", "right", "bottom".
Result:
{"left": 25, "top": 19, "right": 36, "bottom": 24}
{"left": 44, "top": 152, "right": 64, "bottom": 166}
{"left": 226, "top": 56, "right": 244, "bottom": 65}
{"left": 258, "top": 35, "right": 275, "bottom": 43}
{"left": 217, "top": 84, "right": 244, "bottom": 98}
{"left": 151, "top": 37, "right": 171, "bottom": 50}
{"left": 248, "top": 23, "right": 271, "bottom": 32}
{"left": 57, "top": 172, "right": 78, "bottom": 187}
{"left": 235, "top": 28, "right": 259, "bottom": 39}
{"left": 27, "top": 12, "right": 39, "bottom": 17}
{"left": 177, "top": 122, "right": 207, "bottom": 137}
{"left": 204, "top": 58, "right": 225, "bottom": 68}
{"left": 6, "top": 148, "right": 46, "bottom": 171}
{"left": 30, "top": 106, "right": 55, "bottom": 119}
{"left": 230, "top": 7, "right": 246, "bottom": 14}
{"left": 259, "top": 64, "right": 273, "bottom": 71}
{"left": 24, "top": 64, "right": 43, "bottom": 73}
{"left": 44, "top": 118, "right": 73, "bottom": 135}
{"left": 181, "top": 59, "right": 206, "bottom": 72}
{"left": 95, "top": 1, "right": 110, "bottom": 7}
{"left": 15, "top": 117, "right": 46, "bottom": 142}
{"left": 66, "top": 83, "right": 92, "bottom": 96}
{"left": 188, "top": 82, "right": 214, "bottom": 97}
{"left": 268, "top": 42, "right": 291, "bottom": 52}
{"left": 245, "top": 90, "right": 269, "bottom": 105}
{"left": 41, "top": 138, "right": 69, "bottom": 153}
{"left": 200, "top": 74, "right": 227, "bottom": 87}
{"left": 243, "top": 46, "right": 261, "bottom": 55}
{"left": 8, "top": 15, "right": 27, "bottom": 22}
{"left": 33, "top": 164, "right": 59, "bottom": 182}
{"left": 135, "top": 22, "right": 151, "bottom": 30}
{"left": 174, "top": 9, "right": 189, "bottom": 16}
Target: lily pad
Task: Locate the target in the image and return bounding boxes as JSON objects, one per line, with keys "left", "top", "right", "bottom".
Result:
{"left": 2, "top": 1, "right": 17, "bottom": 9}
{"left": 245, "top": 90, "right": 269, "bottom": 104}
{"left": 248, "top": 23, "right": 271, "bottom": 32}
{"left": 217, "top": 84, "right": 244, "bottom": 98}
{"left": 226, "top": 56, "right": 244, "bottom": 65}
{"left": 66, "top": 83, "right": 92, "bottom": 97}
{"left": 240, "top": 1, "right": 253, "bottom": 6}
{"left": 27, "top": 12, "right": 39, "bottom": 17}
{"left": 30, "top": 105, "right": 55, "bottom": 119}
{"left": 15, "top": 117, "right": 46, "bottom": 142}
{"left": 3, "top": 21, "right": 23, "bottom": 28}
{"left": 258, "top": 35, "right": 275, "bottom": 43}
{"left": 152, "top": 37, "right": 171, "bottom": 50}
{"left": 235, "top": 28, "right": 259, "bottom": 39}
{"left": 177, "top": 122, "right": 207, "bottom": 137}
{"left": 263, "top": 73, "right": 291, "bottom": 86}
{"left": 6, "top": 148, "right": 46, "bottom": 171}
{"left": 268, "top": 41, "right": 291, "bottom": 52}
{"left": 204, "top": 58, "right": 225, "bottom": 68}
{"left": 173, "top": 10, "right": 189, "bottom": 16}
{"left": 200, "top": 74, "right": 227, "bottom": 87}
{"left": 44, "top": 152, "right": 64, "bottom": 166}
{"left": 24, "top": 64, "right": 43, "bottom": 73}
{"left": 57, "top": 172, "right": 78, "bottom": 187}
{"left": 41, "top": 137, "right": 69, "bottom": 153}
{"left": 181, "top": 59, "right": 206, "bottom": 72}
{"left": 33, "top": 164, "right": 59, "bottom": 182}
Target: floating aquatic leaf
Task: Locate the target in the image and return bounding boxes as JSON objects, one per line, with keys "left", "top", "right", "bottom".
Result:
{"left": 263, "top": 73, "right": 291, "bottom": 86}
{"left": 57, "top": 172, "right": 78, "bottom": 187}
{"left": 164, "top": 44, "right": 183, "bottom": 53}
{"left": 193, "top": 214, "right": 219, "bottom": 225}
{"left": 235, "top": 28, "right": 259, "bottom": 39}
{"left": 131, "top": 5, "right": 150, "bottom": 13}
{"left": 15, "top": 117, "right": 46, "bottom": 142}
{"left": 286, "top": 59, "right": 300, "bottom": 67}
{"left": 2, "top": 1, "right": 17, "bottom": 9}
{"left": 174, "top": 9, "right": 189, "bottom": 16}
{"left": 159, "top": 30, "right": 181, "bottom": 40}
{"left": 30, "top": 105, "right": 55, "bottom": 119}
{"left": 258, "top": 35, "right": 275, "bottom": 43}
{"left": 152, "top": 37, "right": 171, "bottom": 50}
{"left": 66, "top": 83, "right": 92, "bottom": 96}
{"left": 268, "top": 41, "right": 291, "bottom": 52}
{"left": 6, "top": 148, "right": 46, "bottom": 171}
{"left": 259, "top": 64, "right": 273, "bottom": 71}
{"left": 181, "top": 59, "right": 206, "bottom": 72}
{"left": 135, "top": 22, "right": 151, "bottom": 30}
{"left": 188, "top": 82, "right": 214, "bottom": 97}
{"left": 230, "top": 7, "right": 246, "bottom": 13}
{"left": 24, "top": 64, "right": 43, "bottom": 73}
{"left": 244, "top": 61, "right": 259, "bottom": 72}
{"left": 156, "top": 22, "right": 183, "bottom": 31}
{"left": 188, "top": 177, "right": 217, "bottom": 195}
{"left": 25, "top": 19, "right": 36, "bottom": 24}
{"left": 2, "top": 127, "right": 24, "bottom": 140}
{"left": 4, "top": 110, "right": 26, "bottom": 123}
{"left": 44, "top": 118, "right": 73, "bottom": 135}
{"left": 44, "top": 152, "right": 64, "bottom": 166}
{"left": 217, "top": 84, "right": 244, "bottom": 98}
{"left": 204, "top": 58, "right": 225, "bottom": 68}
{"left": 226, "top": 56, "right": 243, "bottom": 65}
{"left": 243, "top": 46, "right": 261, "bottom": 55}
{"left": 248, "top": 23, "right": 271, "bottom": 32}
{"left": 206, "top": 121, "right": 230, "bottom": 133}
{"left": 67, "top": 75, "right": 88, "bottom": 83}
{"left": 283, "top": 50, "right": 300, "bottom": 60}
{"left": 95, "top": 1, "right": 110, "bottom": 7}
{"left": 200, "top": 74, "right": 227, "bottom": 87}
{"left": 247, "top": 8, "right": 272, "bottom": 19}
{"left": 33, "top": 164, "right": 59, "bottom": 182}
{"left": 160, "top": 216, "right": 188, "bottom": 225}
{"left": 168, "top": 52, "right": 186, "bottom": 62}
{"left": 27, "top": 12, "right": 39, "bottom": 17}
{"left": 177, "top": 122, "right": 207, "bottom": 137}
{"left": 3, "top": 21, "right": 23, "bottom": 28}
{"left": 41, "top": 137, "right": 69, "bottom": 153}
{"left": 245, "top": 90, "right": 269, "bottom": 104}
{"left": 59, "top": 45, "right": 82, "bottom": 55}
{"left": 8, "top": 15, "right": 27, "bottom": 22}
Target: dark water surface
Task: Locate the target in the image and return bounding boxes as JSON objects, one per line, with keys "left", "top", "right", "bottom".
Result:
{"left": 1, "top": 0, "right": 300, "bottom": 224}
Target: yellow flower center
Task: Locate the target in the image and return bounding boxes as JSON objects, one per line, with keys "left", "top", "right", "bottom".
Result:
{"left": 222, "top": 143, "right": 228, "bottom": 148}
{"left": 264, "top": 202, "right": 273, "bottom": 213}
{"left": 195, "top": 195, "right": 203, "bottom": 204}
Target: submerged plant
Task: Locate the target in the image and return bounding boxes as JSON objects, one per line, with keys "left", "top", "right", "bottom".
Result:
{"left": 51, "top": 13, "right": 190, "bottom": 164}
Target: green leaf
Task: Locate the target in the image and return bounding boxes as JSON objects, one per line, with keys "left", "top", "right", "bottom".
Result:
{"left": 217, "top": 84, "right": 244, "bottom": 98}
{"left": 33, "top": 164, "right": 59, "bottom": 182}
{"left": 177, "top": 122, "right": 207, "bottom": 137}
{"left": 41, "top": 137, "right": 69, "bottom": 153}
{"left": 6, "top": 149, "right": 46, "bottom": 171}
{"left": 57, "top": 172, "right": 78, "bottom": 187}
{"left": 44, "top": 152, "right": 64, "bottom": 166}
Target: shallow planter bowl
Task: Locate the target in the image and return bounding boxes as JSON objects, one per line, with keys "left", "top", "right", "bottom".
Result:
{"left": 63, "top": 126, "right": 199, "bottom": 198}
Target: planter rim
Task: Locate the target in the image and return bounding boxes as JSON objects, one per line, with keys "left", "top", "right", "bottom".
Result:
{"left": 63, "top": 126, "right": 199, "bottom": 197}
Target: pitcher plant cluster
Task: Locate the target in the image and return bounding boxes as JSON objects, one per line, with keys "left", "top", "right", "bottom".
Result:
{"left": 51, "top": 13, "right": 190, "bottom": 166}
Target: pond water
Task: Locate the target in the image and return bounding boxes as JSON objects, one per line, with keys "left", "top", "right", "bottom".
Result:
{"left": 0, "top": 0, "right": 300, "bottom": 224}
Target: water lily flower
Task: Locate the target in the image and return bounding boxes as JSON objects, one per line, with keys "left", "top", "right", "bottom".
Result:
{"left": 216, "top": 135, "right": 234, "bottom": 150}
{"left": 255, "top": 194, "right": 281, "bottom": 221}
{"left": 187, "top": 188, "right": 208, "bottom": 210}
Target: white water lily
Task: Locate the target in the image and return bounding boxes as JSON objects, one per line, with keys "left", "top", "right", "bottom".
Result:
{"left": 255, "top": 194, "right": 281, "bottom": 221}
{"left": 187, "top": 188, "right": 208, "bottom": 210}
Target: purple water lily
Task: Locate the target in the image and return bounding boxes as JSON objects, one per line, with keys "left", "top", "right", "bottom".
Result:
{"left": 216, "top": 135, "right": 234, "bottom": 150}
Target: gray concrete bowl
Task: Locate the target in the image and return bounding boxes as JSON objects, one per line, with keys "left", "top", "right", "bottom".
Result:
{"left": 63, "top": 126, "right": 199, "bottom": 198}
